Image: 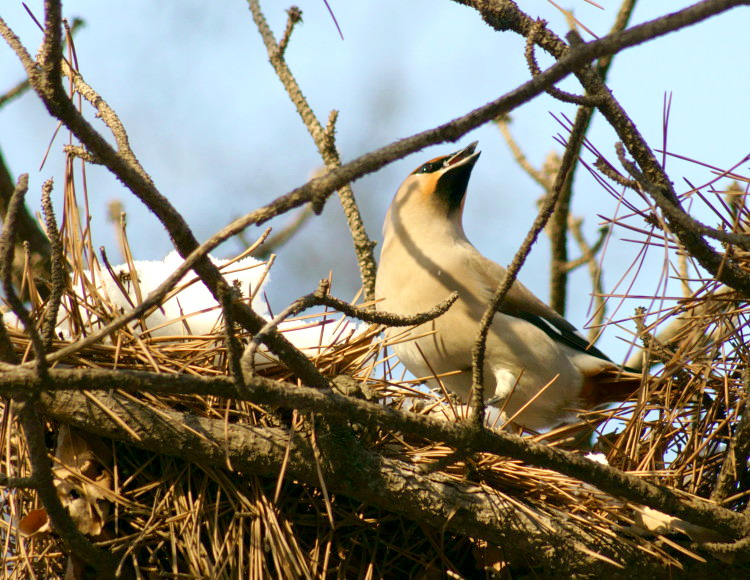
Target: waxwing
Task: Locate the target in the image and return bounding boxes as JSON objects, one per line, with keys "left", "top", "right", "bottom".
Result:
{"left": 375, "top": 141, "right": 640, "bottom": 431}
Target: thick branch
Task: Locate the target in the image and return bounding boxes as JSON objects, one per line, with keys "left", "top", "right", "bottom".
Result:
{"left": 34, "top": 387, "right": 672, "bottom": 572}
{"left": 0, "top": 366, "right": 747, "bottom": 540}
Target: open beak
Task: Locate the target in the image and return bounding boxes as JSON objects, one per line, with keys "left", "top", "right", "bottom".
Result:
{"left": 444, "top": 141, "right": 480, "bottom": 170}
{"left": 435, "top": 142, "right": 481, "bottom": 212}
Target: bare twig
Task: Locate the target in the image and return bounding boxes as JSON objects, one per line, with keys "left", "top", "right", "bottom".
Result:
{"left": 469, "top": 108, "right": 590, "bottom": 427}
{"left": 563, "top": 219, "right": 607, "bottom": 274}
{"left": 248, "top": 0, "right": 378, "bottom": 302}
{"left": 253, "top": 205, "right": 312, "bottom": 259}
{"left": 0, "top": 16, "right": 83, "bottom": 109}
{"left": 595, "top": 154, "right": 638, "bottom": 189}
{"left": 544, "top": 0, "right": 639, "bottom": 315}
{"left": 242, "top": 278, "right": 457, "bottom": 374}
{"left": 1, "top": 174, "right": 48, "bottom": 374}
{"left": 524, "top": 18, "right": 602, "bottom": 107}
{"left": 495, "top": 115, "right": 550, "bottom": 189}
{"left": 0, "top": 150, "right": 52, "bottom": 294}
{"left": 40, "top": 179, "right": 66, "bottom": 349}
{"left": 63, "top": 143, "right": 101, "bottom": 164}
{"left": 277, "top": 6, "right": 302, "bottom": 55}
{"left": 0, "top": 77, "right": 30, "bottom": 108}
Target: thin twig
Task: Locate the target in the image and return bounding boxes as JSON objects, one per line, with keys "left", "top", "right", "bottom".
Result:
{"left": 0, "top": 77, "right": 30, "bottom": 108}
{"left": 277, "top": 6, "right": 302, "bottom": 55}
{"left": 495, "top": 115, "right": 550, "bottom": 189}
{"left": 40, "top": 178, "right": 66, "bottom": 349}
{"left": 546, "top": 0, "right": 639, "bottom": 315}
{"left": 253, "top": 205, "right": 312, "bottom": 259}
{"left": 0, "top": 16, "right": 83, "bottom": 109}
{"left": 595, "top": 154, "right": 639, "bottom": 189}
{"left": 241, "top": 278, "right": 458, "bottom": 375}
{"left": 469, "top": 108, "right": 590, "bottom": 427}
{"left": 563, "top": 219, "right": 607, "bottom": 274}
{"left": 524, "top": 18, "right": 601, "bottom": 107}
{"left": 0, "top": 151, "right": 52, "bottom": 295}
{"left": 248, "top": 0, "right": 378, "bottom": 302}
{"left": 1, "top": 174, "right": 48, "bottom": 375}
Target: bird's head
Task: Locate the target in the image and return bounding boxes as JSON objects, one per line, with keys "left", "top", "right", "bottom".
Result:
{"left": 388, "top": 142, "right": 481, "bottom": 228}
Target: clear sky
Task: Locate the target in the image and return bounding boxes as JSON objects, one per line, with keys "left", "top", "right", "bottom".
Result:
{"left": 1, "top": 1, "right": 748, "bottom": 362}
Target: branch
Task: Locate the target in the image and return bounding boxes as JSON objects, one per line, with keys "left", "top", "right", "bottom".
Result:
{"left": 1, "top": 366, "right": 747, "bottom": 541}
{"left": 252, "top": 205, "right": 312, "bottom": 259}
{"left": 524, "top": 18, "right": 602, "bottom": 107}
{"left": 242, "top": 278, "right": 457, "bottom": 372}
{"left": 464, "top": 0, "right": 750, "bottom": 296}
{"left": 0, "top": 77, "right": 30, "bottom": 109}
{"left": 546, "top": 0, "right": 639, "bottom": 315}
{"left": 0, "top": 149, "right": 52, "bottom": 296}
{"left": 495, "top": 115, "right": 551, "bottom": 189}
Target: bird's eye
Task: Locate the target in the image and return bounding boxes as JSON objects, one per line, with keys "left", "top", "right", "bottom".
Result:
{"left": 413, "top": 160, "right": 444, "bottom": 175}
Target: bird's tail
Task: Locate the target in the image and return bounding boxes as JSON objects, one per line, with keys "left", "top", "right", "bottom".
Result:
{"left": 579, "top": 368, "right": 643, "bottom": 408}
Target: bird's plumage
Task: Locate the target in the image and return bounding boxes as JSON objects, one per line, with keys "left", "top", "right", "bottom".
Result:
{"left": 376, "top": 142, "right": 639, "bottom": 430}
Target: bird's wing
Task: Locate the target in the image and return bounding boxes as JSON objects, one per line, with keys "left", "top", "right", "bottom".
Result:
{"left": 467, "top": 252, "right": 612, "bottom": 362}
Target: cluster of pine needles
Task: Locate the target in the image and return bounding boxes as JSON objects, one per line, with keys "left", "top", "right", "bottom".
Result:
{"left": 2, "top": 158, "right": 750, "bottom": 578}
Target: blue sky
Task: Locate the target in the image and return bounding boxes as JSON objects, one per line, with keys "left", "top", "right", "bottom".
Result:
{"left": 1, "top": 1, "right": 748, "bottom": 362}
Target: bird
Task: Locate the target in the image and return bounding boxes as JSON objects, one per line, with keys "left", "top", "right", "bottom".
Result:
{"left": 375, "top": 141, "right": 640, "bottom": 431}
